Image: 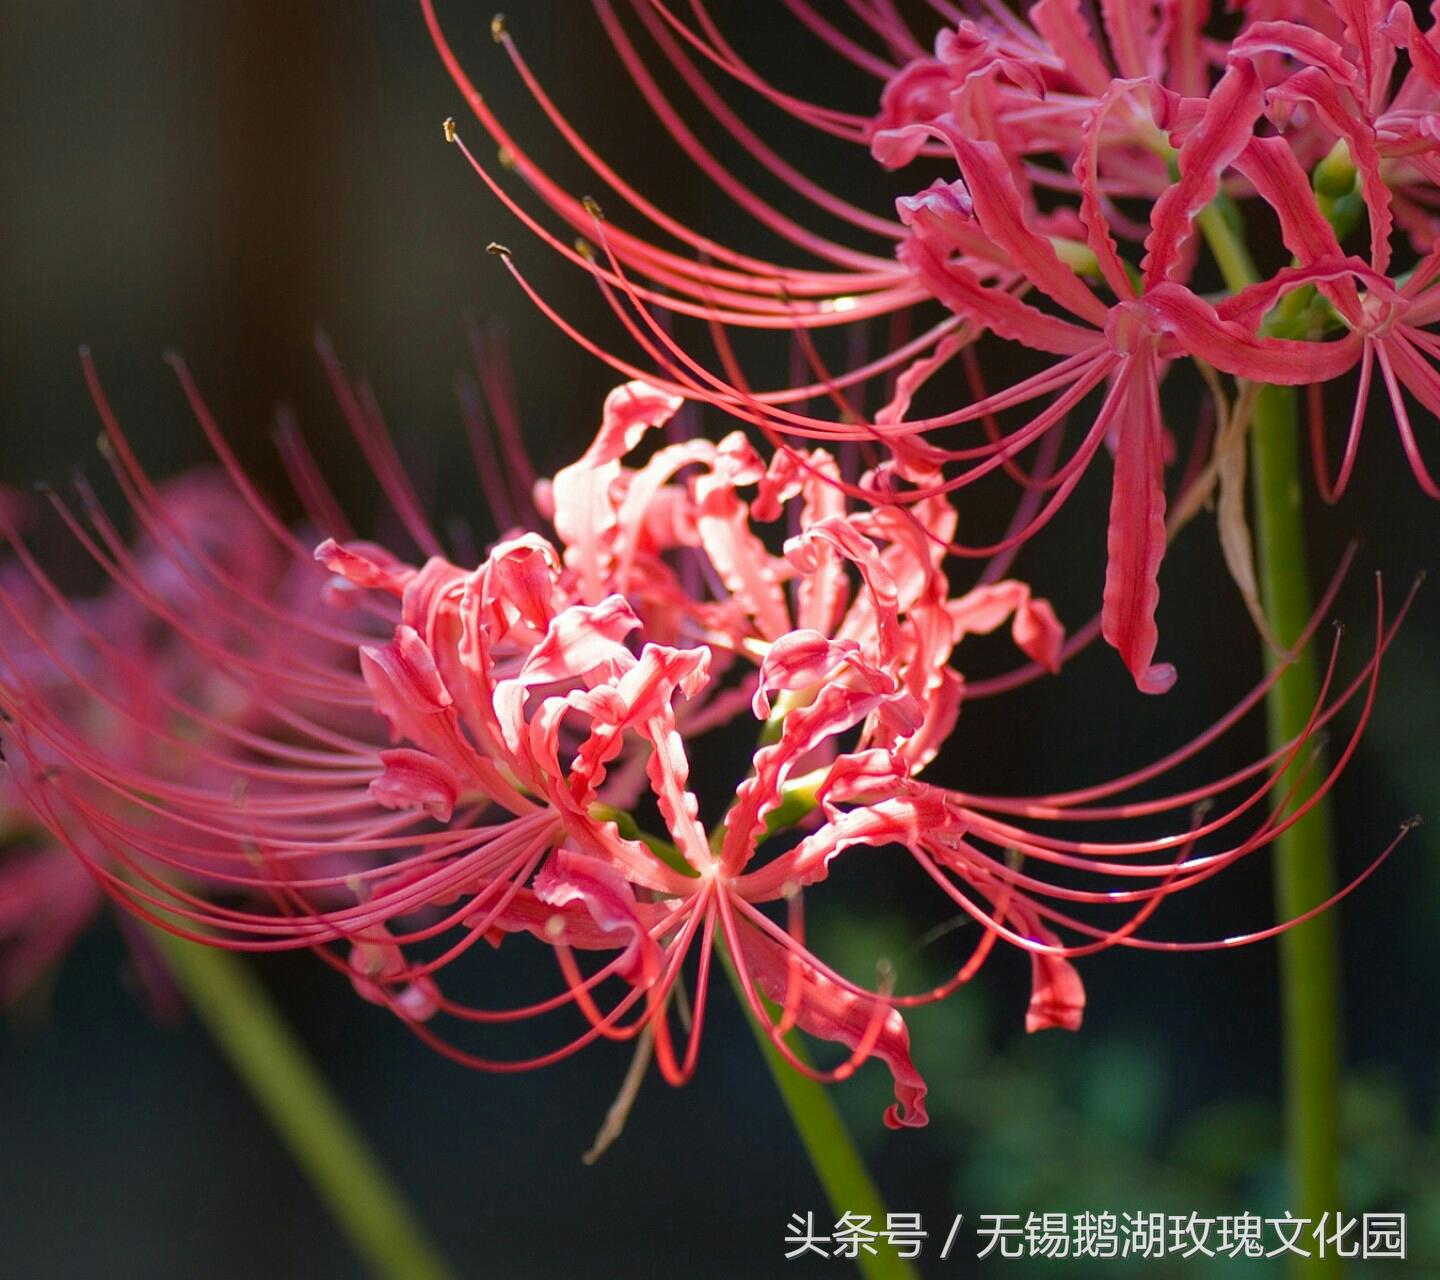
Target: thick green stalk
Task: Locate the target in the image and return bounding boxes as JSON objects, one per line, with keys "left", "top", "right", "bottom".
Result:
{"left": 1196, "top": 210, "right": 1343, "bottom": 1275}
{"left": 1249, "top": 386, "right": 1342, "bottom": 1276}
{"left": 148, "top": 930, "right": 456, "bottom": 1280}
{"left": 718, "top": 944, "right": 920, "bottom": 1280}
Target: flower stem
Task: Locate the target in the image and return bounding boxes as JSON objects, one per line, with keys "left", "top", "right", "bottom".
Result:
{"left": 1249, "top": 385, "right": 1343, "bottom": 1278}
{"left": 718, "top": 943, "right": 920, "bottom": 1280}
{"left": 1196, "top": 211, "right": 1344, "bottom": 1275}
{"left": 147, "top": 929, "right": 456, "bottom": 1280}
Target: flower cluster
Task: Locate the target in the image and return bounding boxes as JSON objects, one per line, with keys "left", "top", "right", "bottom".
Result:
{"left": 423, "top": 0, "right": 1440, "bottom": 692}
{"left": 0, "top": 2, "right": 1423, "bottom": 1136}
{"left": 0, "top": 322, "right": 1399, "bottom": 1127}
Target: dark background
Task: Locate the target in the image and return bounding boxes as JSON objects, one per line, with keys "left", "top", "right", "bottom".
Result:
{"left": 1, "top": 3, "right": 1437, "bottom": 1276}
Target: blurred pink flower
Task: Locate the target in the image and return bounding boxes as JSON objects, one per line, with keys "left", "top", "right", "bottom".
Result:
{"left": 0, "top": 459, "right": 359, "bottom": 1008}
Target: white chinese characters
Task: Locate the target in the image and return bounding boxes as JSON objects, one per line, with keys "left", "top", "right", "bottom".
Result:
{"left": 784, "top": 1210, "right": 1406, "bottom": 1262}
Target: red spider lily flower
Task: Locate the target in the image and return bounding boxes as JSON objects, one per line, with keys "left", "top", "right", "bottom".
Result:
{"left": 0, "top": 347, "right": 1408, "bottom": 1129}
{"left": 417, "top": 0, "right": 1439, "bottom": 695}
{"left": 870, "top": 57, "right": 1351, "bottom": 695}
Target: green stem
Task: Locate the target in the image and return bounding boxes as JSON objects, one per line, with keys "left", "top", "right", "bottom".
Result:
{"left": 1249, "top": 386, "right": 1343, "bottom": 1278}
{"left": 1196, "top": 208, "right": 1343, "bottom": 1275}
{"left": 718, "top": 944, "right": 920, "bottom": 1280}
{"left": 148, "top": 930, "right": 456, "bottom": 1280}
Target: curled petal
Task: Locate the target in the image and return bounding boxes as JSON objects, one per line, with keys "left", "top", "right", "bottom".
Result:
{"left": 1099, "top": 351, "right": 1175, "bottom": 694}
{"left": 923, "top": 127, "right": 1112, "bottom": 327}
{"left": 1145, "top": 284, "right": 1365, "bottom": 384}
{"left": 692, "top": 436, "right": 790, "bottom": 639}
{"left": 814, "top": 749, "right": 909, "bottom": 816}
{"left": 936, "top": 26, "right": 1049, "bottom": 97}
{"left": 588, "top": 380, "right": 685, "bottom": 466}
{"left": 872, "top": 59, "right": 953, "bottom": 153}
{"left": 735, "top": 921, "right": 929, "bottom": 1129}
{"left": 1216, "top": 257, "right": 1397, "bottom": 333}
{"left": 786, "top": 516, "right": 902, "bottom": 668}
{"left": 1012, "top": 598, "right": 1065, "bottom": 675}
{"left": 370, "top": 747, "right": 463, "bottom": 822}
{"left": 1234, "top": 139, "right": 1350, "bottom": 298}
{"left": 400, "top": 557, "right": 469, "bottom": 640}
{"left": 349, "top": 929, "right": 441, "bottom": 1022}
{"left": 314, "top": 537, "right": 416, "bottom": 597}
{"left": 897, "top": 667, "right": 965, "bottom": 772}
{"left": 549, "top": 383, "right": 680, "bottom": 602}
{"left": 534, "top": 849, "right": 660, "bottom": 983}
{"left": 360, "top": 625, "right": 453, "bottom": 741}
{"left": 487, "top": 534, "right": 560, "bottom": 632}
{"left": 740, "top": 794, "right": 947, "bottom": 899}
{"left": 1024, "top": 922, "right": 1087, "bottom": 1032}
{"left": 1142, "top": 59, "right": 1264, "bottom": 287}
{"left": 1268, "top": 67, "right": 1392, "bottom": 273}
{"left": 901, "top": 246, "right": 1101, "bottom": 357}
{"left": 752, "top": 630, "right": 862, "bottom": 718}
{"left": 1381, "top": 3, "right": 1440, "bottom": 90}
{"left": 483, "top": 883, "right": 673, "bottom": 951}
{"left": 723, "top": 674, "right": 902, "bottom": 873}
{"left": 949, "top": 580, "right": 1065, "bottom": 674}
{"left": 1232, "top": 21, "right": 1358, "bottom": 84}
{"left": 568, "top": 643, "right": 711, "bottom": 803}
{"left": 1031, "top": 0, "right": 1113, "bottom": 95}
{"left": 516, "top": 595, "right": 640, "bottom": 687}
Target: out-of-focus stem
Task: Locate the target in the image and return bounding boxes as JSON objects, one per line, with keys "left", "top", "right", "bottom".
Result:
{"left": 148, "top": 930, "right": 456, "bottom": 1280}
